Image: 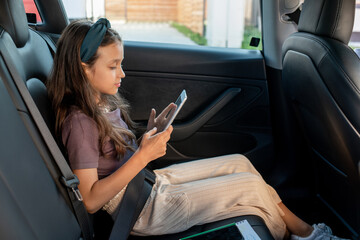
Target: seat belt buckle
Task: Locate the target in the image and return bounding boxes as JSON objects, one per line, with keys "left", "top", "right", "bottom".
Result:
{"left": 71, "top": 187, "right": 83, "bottom": 201}
{"left": 61, "top": 175, "right": 83, "bottom": 201}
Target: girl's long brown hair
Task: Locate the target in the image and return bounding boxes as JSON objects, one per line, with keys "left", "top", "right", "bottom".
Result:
{"left": 47, "top": 20, "right": 137, "bottom": 158}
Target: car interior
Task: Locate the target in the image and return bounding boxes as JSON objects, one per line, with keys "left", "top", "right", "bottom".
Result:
{"left": 0, "top": 0, "right": 358, "bottom": 239}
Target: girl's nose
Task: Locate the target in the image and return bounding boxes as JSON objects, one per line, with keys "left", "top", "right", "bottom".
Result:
{"left": 118, "top": 67, "right": 125, "bottom": 79}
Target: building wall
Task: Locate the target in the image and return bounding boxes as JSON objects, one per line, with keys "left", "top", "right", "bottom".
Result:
{"left": 105, "top": 0, "right": 126, "bottom": 20}
{"left": 106, "top": 0, "right": 177, "bottom": 22}
{"left": 105, "top": 0, "right": 204, "bottom": 35}
{"left": 129, "top": 0, "right": 177, "bottom": 22}
{"left": 178, "top": 0, "right": 204, "bottom": 35}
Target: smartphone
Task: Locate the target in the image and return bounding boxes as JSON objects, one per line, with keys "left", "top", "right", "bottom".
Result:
{"left": 160, "top": 89, "right": 187, "bottom": 132}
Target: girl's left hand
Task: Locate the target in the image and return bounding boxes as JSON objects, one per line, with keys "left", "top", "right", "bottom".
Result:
{"left": 147, "top": 103, "right": 176, "bottom": 132}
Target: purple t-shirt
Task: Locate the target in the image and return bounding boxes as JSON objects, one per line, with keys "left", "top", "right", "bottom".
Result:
{"left": 62, "top": 107, "right": 137, "bottom": 179}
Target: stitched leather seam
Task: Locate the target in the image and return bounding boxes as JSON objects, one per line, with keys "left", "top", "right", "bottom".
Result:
{"left": 331, "top": 0, "right": 342, "bottom": 38}
{"left": 315, "top": 0, "right": 326, "bottom": 33}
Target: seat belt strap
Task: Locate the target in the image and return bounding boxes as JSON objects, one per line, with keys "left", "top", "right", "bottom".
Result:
{"left": 286, "top": 7, "right": 301, "bottom": 25}
{"left": 109, "top": 169, "right": 152, "bottom": 240}
{"left": 144, "top": 167, "right": 156, "bottom": 184}
{"left": 0, "top": 28, "right": 93, "bottom": 240}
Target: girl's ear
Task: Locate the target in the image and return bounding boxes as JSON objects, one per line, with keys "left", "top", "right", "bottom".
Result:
{"left": 81, "top": 62, "right": 92, "bottom": 79}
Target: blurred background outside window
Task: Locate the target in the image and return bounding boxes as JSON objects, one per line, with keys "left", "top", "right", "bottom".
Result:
{"left": 23, "top": 0, "right": 360, "bottom": 50}
{"left": 61, "top": 0, "right": 262, "bottom": 50}
{"left": 350, "top": 0, "right": 360, "bottom": 48}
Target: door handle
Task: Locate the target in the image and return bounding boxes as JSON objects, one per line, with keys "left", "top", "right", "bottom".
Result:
{"left": 171, "top": 88, "right": 241, "bottom": 141}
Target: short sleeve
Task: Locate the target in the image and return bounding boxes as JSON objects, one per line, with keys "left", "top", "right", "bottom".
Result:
{"left": 62, "top": 111, "right": 100, "bottom": 170}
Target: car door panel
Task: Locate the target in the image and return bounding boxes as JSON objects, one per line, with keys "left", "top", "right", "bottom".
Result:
{"left": 123, "top": 41, "right": 266, "bottom": 79}
{"left": 122, "top": 42, "right": 273, "bottom": 173}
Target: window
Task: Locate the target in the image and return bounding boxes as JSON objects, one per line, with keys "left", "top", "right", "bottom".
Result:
{"left": 23, "top": 0, "right": 42, "bottom": 23}
{"left": 61, "top": 0, "right": 262, "bottom": 50}
{"left": 350, "top": 0, "right": 360, "bottom": 48}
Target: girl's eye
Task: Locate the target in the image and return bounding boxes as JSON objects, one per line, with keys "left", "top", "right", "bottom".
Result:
{"left": 110, "top": 66, "right": 116, "bottom": 70}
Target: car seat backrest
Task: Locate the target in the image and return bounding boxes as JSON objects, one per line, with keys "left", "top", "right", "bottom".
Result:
{"left": 282, "top": 0, "right": 360, "bottom": 237}
{"left": 0, "top": 0, "right": 82, "bottom": 238}
{"left": 0, "top": 0, "right": 55, "bottom": 129}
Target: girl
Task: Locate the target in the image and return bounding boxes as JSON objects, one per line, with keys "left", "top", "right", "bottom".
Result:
{"left": 47, "top": 18, "right": 345, "bottom": 240}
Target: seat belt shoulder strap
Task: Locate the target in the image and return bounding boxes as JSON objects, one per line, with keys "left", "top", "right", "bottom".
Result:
{"left": 0, "top": 27, "right": 93, "bottom": 240}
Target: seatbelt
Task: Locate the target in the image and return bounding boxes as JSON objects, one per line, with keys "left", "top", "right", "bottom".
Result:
{"left": 109, "top": 169, "right": 153, "bottom": 240}
{"left": 0, "top": 27, "right": 93, "bottom": 240}
{"left": 286, "top": 7, "right": 301, "bottom": 25}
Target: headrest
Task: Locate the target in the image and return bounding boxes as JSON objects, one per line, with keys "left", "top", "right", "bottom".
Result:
{"left": 0, "top": 0, "right": 29, "bottom": 48}
{"left": 298, "top": 0, "right": 355, "bottom": 44}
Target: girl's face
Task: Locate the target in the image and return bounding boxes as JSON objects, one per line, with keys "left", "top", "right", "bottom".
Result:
{"left": 83, "top": 41, "right": 125, "bottom": 101}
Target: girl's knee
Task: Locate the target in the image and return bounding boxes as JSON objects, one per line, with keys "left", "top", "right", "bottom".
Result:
{"left": 230, "top": 154, "right": 251, "bottom": 164}
{"left": 229, "top": 154, "right": 257, "bottom": 171}
{"left": 244, "top": 173, "right": 267, "bottom": 189}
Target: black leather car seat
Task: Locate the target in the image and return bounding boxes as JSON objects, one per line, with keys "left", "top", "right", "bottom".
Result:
{"left": 0, "top": 0, "right": 83, "bottom": 239}
{"left": 0, "top": 0, "right": 55, "bottom": 127}
{"left": 282, "top": 0, "right": 360, "bottom": 237}
{"left": 0, "top": 0, "right": 275, "bottom": 239}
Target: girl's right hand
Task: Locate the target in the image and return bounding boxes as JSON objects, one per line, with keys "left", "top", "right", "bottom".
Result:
{"left": 138, "top": 125, "right": 173, "bottom": 164}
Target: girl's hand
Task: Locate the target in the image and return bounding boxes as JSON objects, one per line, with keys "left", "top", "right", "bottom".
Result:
{"left": 138, "top": 125, "right": 173, "bottom": 164}
{"left": 147, "top": 103, "right": 177, "bottom": 132}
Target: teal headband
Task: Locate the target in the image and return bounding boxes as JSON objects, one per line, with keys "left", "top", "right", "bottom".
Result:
{"left": 80, "top": 18, "right": 111, "bottom": 62}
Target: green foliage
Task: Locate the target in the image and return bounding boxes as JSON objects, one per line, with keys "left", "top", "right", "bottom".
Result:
{"left": 241, "top": 26, "right": 262, "bottom": 50}
{"left": 171, "top": 22, "right": 207, "bottom": 46}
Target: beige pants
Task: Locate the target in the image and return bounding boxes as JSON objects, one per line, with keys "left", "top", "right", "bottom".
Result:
{"left": 109, "top": 154, "right": 287, "bottom": 239}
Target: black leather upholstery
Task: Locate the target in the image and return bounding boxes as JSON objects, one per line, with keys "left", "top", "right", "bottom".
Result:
{"left": 0, "top": 0, "right": 29, "bottom": 48}
{"left": 298, "top": 0, "right": 355, "bottom": 44}
{"left": 0, "top": 0, "right": 275, "bottom": 239}
{"left": 0, "top": 0, "right": 54, "bottom": 127}
{"left": 282, "top": 0, "right": 360, "bottom": 237}
{"left": 0, "top": 0, "right": 82, "bottom": 239}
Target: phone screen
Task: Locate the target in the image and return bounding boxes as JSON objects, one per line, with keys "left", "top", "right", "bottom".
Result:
{"left": 160, "top": 89, "right": 187, "bottom": 132}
